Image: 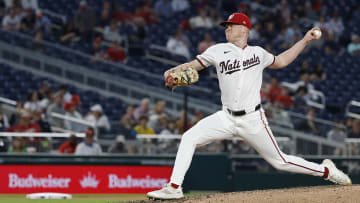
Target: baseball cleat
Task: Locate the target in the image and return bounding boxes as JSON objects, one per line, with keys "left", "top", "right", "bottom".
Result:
{"left": 322, "top": 159, "right": 352, "bottom": 185}
{"left": 147, "top": 183, "right": 184, "bottom": 200}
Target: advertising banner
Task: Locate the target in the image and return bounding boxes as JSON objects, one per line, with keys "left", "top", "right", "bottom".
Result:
{"left": 0, "top": 165, "right": 172, "bottom": 193}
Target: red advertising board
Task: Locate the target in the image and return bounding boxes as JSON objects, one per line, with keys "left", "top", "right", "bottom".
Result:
{"left": 0, "top": 165, "right": 172, "bottom": 193}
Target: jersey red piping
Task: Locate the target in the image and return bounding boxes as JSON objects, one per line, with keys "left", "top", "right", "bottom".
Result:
{"left": 270, "top": 55, "right": 275, "bottom": 66}
{"left": 196, "top": 57, "right": 206, "bottom": 68}
{"left": 259, "top": 110, "right": 324, "bottom": 175}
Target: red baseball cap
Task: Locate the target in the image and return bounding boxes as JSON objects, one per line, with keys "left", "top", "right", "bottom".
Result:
{"left": 220, "top": 13, "right": 251, "bottom": 30}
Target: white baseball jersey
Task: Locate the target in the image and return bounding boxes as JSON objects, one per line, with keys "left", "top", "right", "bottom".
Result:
{"left": 196, "top": 43, "right": 275, "bottom": 111}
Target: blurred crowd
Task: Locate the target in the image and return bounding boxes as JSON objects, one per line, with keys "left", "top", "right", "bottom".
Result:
{"left": 1, "top": 0, "right": 358, "bottom": 63}
{"left": 0, "top": 78, "right": 207, "bottom": 154}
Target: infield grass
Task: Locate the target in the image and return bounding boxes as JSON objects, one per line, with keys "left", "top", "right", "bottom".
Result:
{"left": 0, "top": 194, "right": 147, "bottom": 203}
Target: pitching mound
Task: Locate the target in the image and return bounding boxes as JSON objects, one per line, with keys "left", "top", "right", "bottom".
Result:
{"left": 134, "top": 185, "right": 360, "bottom": 203}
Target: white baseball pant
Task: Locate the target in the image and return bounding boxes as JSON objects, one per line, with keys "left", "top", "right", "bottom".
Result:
{"left": 170, "top": 108, "right": 326, "bottom": 185}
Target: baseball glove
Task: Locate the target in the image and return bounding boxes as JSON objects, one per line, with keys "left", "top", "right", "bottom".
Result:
{"left": 165, "top": 67, "right": 199, "bottom": 88}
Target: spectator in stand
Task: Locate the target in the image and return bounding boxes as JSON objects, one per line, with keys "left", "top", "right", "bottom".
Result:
{"left": 112, "top": 3, "right": 132, "bottom": 23}
{"left": 304, "top": 1, "right": 317, "bottom": 21}
{"left": 9, "top": 101, "right": 24, "bottom": 126}
{"left": 64, "top": 102, "right": 84, "bottom": 132}
{"left": 103, "top": 19, "right": 123, "bottom": 43}
{"left": 34, "top": 9, "right": 51, "bottom": 35}
{"left": 148, "top": 100, "right": 167, "bottom": 130}
{"left": 3, "top": 0, "right": 22, "bottom": 9}
{"left": 74, "top": 0, "right": 97, "bottom": 42}
{"left": 6, "top": 110, "right": 40, "bottom": 133}
{"left": 21, "top": 0, "right": 38, "bottom": 11}
{"left": 295, "top": 108, "right": 318, "bottom": 134}
{"left": 37, "top": 80, "right": 50, "bottom": 101}
{"left": 189, "top": 8, "right": 213, "bottom": 29}
{"left": 323, "top": 32, "right": 339, "bottom": 56}
{"left": 33, "top": 109, "right": 51, "bottom": 132}
{"left": 98, "top": 1, "right": 111, "bottom": 26}
{"left": 293, "top": 86, "right": 308, "bottom": 110}
{"left": 274, "top": 87, "right": 294, "bottom": 109}
{"left": 171, "top": 0, "right": 189, "bottom": 13}
{"left": 84, "top": 104, "right": 111, "bottom": 135}
{"left": 348, "top": 119, "right": 360, "bottom": 138}
{"left": 249, "top": 23, "right": 262, "bottom": 42}
{"left": 108, "top": 135, "right": 127, "bottom": 153}
{"left": 268, "top": 77, "right": 282, "bottom": 103}
{"left": 91, "top": 36, "right": 105, "bottom": 61}
{"left": 58, "top": 85, "right": 72, "bottom": 103}
{"left": 310, "top": 63, "right": 326, "bottom": 81}
{"left": 294, "top": 73, "right": 315, "bottom": 93}
{"left": 75, "top": 128, "right": 102, "bottom": 155}
{"left": 105, "top": 41, "right": 126, "bottom": 63}
{"left": 299, "top": 60, "right": 311, "bottom": 76}
{"left": 160, "top": 119, "right": 179, "bottom": 135}
{"left": 133, "top": 98, "right": 150, "bottom": 121}
{"left": 152, "top": 114, "right": 168, "bottom": 134}
{"left": 32, "top": 29, "right": 44, "bottom": 52}
{"left": 120, "top": 104, "right": 137, "bottom": 129}
{"left": 2, "top": 7, "right": 21, "bottom": 31}
{"left": 133, "top": 115, "right": 155, "bottom": 135}
{"left": 20, "top": 8, "right": 35, "bottom": 32}
{"left": 128, "top": 17, "right": 147, "bottom": 56}
{"left": 166, "top": 29, "right": 191, "bottom": 60}
{"left": 59, "top": 21, "right": 80, "bottom": 43}
{"left": 0, "top": 2, "right": 6, "bottom": 19}
{"left": 209, "top": 9, "right": 222, "bottom": 27}
{"left": 24, "top": 91, "right": 41, "bottom": 113}
{"left": 133, "top": 0, "right": 157, "bottom": 24}
{"left": 263, "top": 22, "right": 276, "bottom": 41}
{"left": 273, "top": 27, "right": 289, "bottom": 49}
{"left": 197, "top": 32, "right": 215, "bottom": 54}
{"left": 327, "top": 121, "right": 346, "bottom": 142}
{"left": 325, "top": 11, "right": 344, "bottom": 41}
{"left": 285, "top": 24, "right": 302, "bottom": 45}
{"left": 59, "top": 134, "right": 78, "bottom": 154}
{"left": 275, "top": 0, "right": 291, "bottom": 26}
{"left": 154, "top": 0, "right": 172, "bottom": 17}
{"left": 8, "top": 137, "right": 27, "bottom": 153}
{"left": 0, "top": 105, "right": 10, "bottom": 131}
{"left": 47, "top": 92, "right": 65, "bottom": 127}
{"left": 347, "top": 34, "right": 360, "bottom": 55}
{"left": 312, "top": 0, "right": 323, "bottom": 12}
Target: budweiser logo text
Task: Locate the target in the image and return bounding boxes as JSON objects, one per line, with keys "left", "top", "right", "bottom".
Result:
{"left": 108, "top": 174, "right": 167, "bottom": 188}
{"left": 8, "top": 173, "right": 71, "bottom": 188}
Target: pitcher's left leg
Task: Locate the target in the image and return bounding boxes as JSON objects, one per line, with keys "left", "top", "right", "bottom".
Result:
{"left": 244, "top": 110, "right": 326, "bottom": 177}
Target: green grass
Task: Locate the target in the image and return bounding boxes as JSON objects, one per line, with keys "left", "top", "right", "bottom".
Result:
{"left": 0, "top": 193, "right": 207, "bottom": 203}
{"left": 0, "top": 194, "right": 147, "bottom": 203}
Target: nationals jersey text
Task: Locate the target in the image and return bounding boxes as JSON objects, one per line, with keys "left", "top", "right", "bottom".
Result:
{"left": 196, "top": 43, "right": 275, "bottom": 111}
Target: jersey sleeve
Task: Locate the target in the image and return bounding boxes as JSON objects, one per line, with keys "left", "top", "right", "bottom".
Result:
{"left": 260, "top": 47, "right": 275, "bottom": 69}
{"left": 196, "top": 45, "right": 217, "bottom": 68}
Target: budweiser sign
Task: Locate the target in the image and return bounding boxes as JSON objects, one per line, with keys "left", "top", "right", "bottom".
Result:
{"left": 108, "top": 174, "right": 167, "bottom": 188}
{"left": 0, "top": 165, "right": 172, "bottom": 193}
{"left": 8, "top": 173, "right": 71, "bottom": 188}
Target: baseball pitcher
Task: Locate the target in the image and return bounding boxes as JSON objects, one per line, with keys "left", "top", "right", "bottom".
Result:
{"left": 147, "top": 13, "right": 351, "bottom": 200}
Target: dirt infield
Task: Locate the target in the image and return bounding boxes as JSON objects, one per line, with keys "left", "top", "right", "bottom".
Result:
{"left": 133, "top": 185, "right": 360, "bottom": 203}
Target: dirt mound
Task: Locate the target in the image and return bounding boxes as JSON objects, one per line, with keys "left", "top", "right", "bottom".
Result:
{"left": 133, "top": 185, "right": 360, "bottom": 203}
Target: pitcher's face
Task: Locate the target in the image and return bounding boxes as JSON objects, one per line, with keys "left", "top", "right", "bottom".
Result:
{"left": 225, "top": 24, "right": 249, "bottom": 42}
